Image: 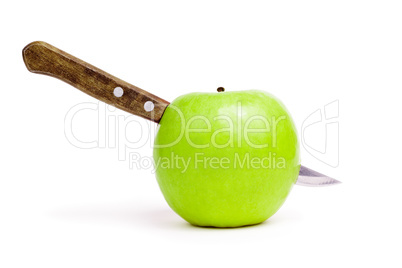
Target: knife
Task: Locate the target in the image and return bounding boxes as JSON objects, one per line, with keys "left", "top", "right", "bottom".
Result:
{"left": 22, "top": 41, "right": 341, "bottom": 187}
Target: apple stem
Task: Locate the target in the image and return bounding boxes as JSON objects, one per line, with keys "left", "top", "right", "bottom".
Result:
{"left": 217, "top": 87, "right": 225, "bottom": 92}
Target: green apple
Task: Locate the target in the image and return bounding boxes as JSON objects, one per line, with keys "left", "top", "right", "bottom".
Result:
{"left": 153, "top": 90, "right": 300, "bottom": 227}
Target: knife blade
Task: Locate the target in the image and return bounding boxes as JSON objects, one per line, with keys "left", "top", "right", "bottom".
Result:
{"left": 296, "top": 165, "right": 341, "bottom": 186}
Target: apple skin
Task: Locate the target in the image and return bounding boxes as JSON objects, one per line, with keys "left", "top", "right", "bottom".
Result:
{"left": 153, "top": 90, "right": 300, "bottom": 227}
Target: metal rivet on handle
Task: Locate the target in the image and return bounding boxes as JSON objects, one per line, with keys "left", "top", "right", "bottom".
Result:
{"left": 113, "top": 87, "right": 124, "bottom": 97}
{"left": 144, "top": 101, "right": 155, "bottom": 112}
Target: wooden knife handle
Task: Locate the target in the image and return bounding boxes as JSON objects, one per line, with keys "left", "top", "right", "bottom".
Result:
{"left": 22, "top": 41, "right": 169, "bottom": 123}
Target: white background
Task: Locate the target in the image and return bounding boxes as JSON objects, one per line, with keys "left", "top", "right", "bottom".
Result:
{"left": 1, "top": 1, "right": 401, "bottom": 267}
